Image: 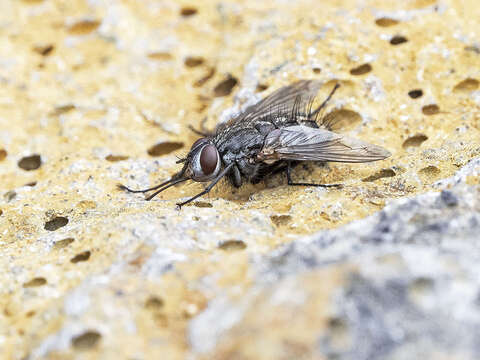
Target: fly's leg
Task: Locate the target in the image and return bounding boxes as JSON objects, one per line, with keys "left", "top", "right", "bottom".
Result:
{"left": 231, "top": 164, "right": 242, "bottom": 188}
{"left": 286, "top": 161, "right": 343, "bottom": 188}
{"left": 310, "top": 83, "right": 340, "bottom": 118}
{"left": 176, "top": 163, "right": 234, "bottom": 209}
{"left": 188, "top": 117, "right": 215, "bottom": 137}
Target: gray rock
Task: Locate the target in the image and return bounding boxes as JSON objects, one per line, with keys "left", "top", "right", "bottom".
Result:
{"left": 191, "top": 157, "right": 480, "bottom": 359}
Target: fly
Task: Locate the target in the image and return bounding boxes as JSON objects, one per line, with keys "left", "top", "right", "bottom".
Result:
{"left": 119, "top": 80, "right": 391, "bottom": 208}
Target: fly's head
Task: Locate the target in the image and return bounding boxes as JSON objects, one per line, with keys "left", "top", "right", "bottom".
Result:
{"left": 117, "top": 137, "right": 222, "bottom": 203}
{"left": 177, "top": 138, "right": 221, "bottom": 182}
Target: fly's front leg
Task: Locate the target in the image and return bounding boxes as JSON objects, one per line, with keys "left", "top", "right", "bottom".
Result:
{"left": 286, "top": 161, "right": 343, "bottom": 188}
{"left": 176, "top": 163, "right": 234, "bottom": 209}
{"left": 188, "top": 117, "right": 215, "bottom": 137}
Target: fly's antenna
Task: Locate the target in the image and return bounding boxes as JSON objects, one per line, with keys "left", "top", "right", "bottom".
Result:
{"left": 174, "top": 148, "right": 189, "bottom": 163}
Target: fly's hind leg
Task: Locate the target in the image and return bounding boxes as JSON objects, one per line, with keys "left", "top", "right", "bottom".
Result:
{"left": 310, "top": 83, "right": 340, "bottom": 118}
{"left": 286, "top": 161, "right": 343, "bottom": 188}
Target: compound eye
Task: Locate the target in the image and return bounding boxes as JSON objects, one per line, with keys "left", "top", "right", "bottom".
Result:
{"left": 199, "top": 145, "right": 218, "bottom": 175}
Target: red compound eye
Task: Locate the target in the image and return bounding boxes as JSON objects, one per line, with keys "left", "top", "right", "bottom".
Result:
{"left": 199, "top": 145, "right": 218, "bottom": 175}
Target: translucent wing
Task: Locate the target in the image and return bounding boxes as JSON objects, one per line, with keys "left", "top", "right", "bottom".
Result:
{"left": 220, "top": 80, "right": 322, "bottom": 128}
{"left": 246, "top": 80, "right": 321, "bottom": 117}
{"left": 257, "top": 125, "right": 391, "bottom": 163}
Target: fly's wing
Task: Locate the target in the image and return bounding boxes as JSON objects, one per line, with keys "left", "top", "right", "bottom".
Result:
{"left": 244, "top": 80, "right": 322, "bottom": 118}
{"left": 216, "top": 80, "right": 322, "bottom": 133}
{"left": 257, "top": 125, "right": 391, "bottom": 163}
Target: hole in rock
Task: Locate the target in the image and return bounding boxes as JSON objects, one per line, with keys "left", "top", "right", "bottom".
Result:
{"left": 349, "top": 63, "right": 372, "bottom": 76}
{"left": 193, "top": 201, "right": 212, "bottom": 208}
{"left": 105, "top": 154, "right": 129, "bottom": 162}
{"left": 4, "top": 191, "right": 16, "bottom": 202}
{"left": 44, "top": 216, "right": 69, "bottom": 231}
{"left": 71, "top": 330, "right": 101, "bottom": 350}
{"left": 147, "top": 142, "right": 183, "bottom": 157}
{"left": 67, "top": 19, "right": 101, "bottom": 35}
{"left": 18, "top": 154, "right": 41, "bottom": 171}
{"left": 465, "top": 45, "right": 480, "bottom": 54}
{"left": 402, "top": 134, "right": 428, "bottom": 149}
{"left": 256, "top": 83, "right": 269, "bottom": 92}
{"left": 327, "top": 317, "right": 352, "bottom": 350}
{"left": 419, "top": 165, "right": 441, "bottom": 178}
{"left": 422, "top": 104, "right": 440, "bottom": 115}
{"left": 362, "top": 169, "right": 396, "bottom": 182}
{"left": 53, "top": 237, "right": 75, "bottom": 249}
{"left": 195, "top": 103, "right": 208, "bottom": 113}
{"left": 25, "top": 181, "right": 37, "bottom": 187}
{"left": 23, "top": 277, "right": 47, "bottom": 288}
{"left": 0, "top": 149, "right": 6, "bottom": 161}
{"left": 270, "top": 214, "right": 292, "bottom": 227}
{"left": 147, "top": 52, "right": 173, "bottom": 61}
{"left": 453, "top": 78, "right": 479, "bottom": 92}
{"left": 71, "top": 251, "right": 91, "bottom": 263}
{"left": 390, "top": 35, "right": 408, "bottom": 45}
{"left": 51, "top": 104, "right": 76, "bottom": 116}
{"left": 408, "top": 89, "right": 423, "bottom": 99}
{"left": 322, "top": 109, "right": 362, "bottom": 131}
{"left": 218, "top": 240, "right": 247, "bottom": 251}
{"left": 194, "top": 67, "right": 215, "bottom": 87}
{"left": 213, "top": 75, "right": 238, "bottom": 97}
{"left": 145, "top": 296, "right": 164, "bottom": 310}
{"left": 440, "top": 190, "right": 458, "bottom": 207}
{"left": 76, "top": 200, "right": 97, "bottom": 210}
{"left": 408, "top": 277, "right": 435, "bottom": 306}
{"left": 412, "top": 277, "right": 434, "bottom": 291}
{"left": 312, "top": 67, "right": 321, "bottom": 74}
{"left": 0, "top": 209, "right": 3, "bottom": 216}
{"left": 33, "top": 44, "right": 54, "bottom": 56}
{"left": 180, "top": 7, "right": 198, "bottom": 16}
{"left": 184, "top": 56, "right": 204, "bottom": 67}
{"left": 375, "top": 17, "right": 399, "bottom": 27}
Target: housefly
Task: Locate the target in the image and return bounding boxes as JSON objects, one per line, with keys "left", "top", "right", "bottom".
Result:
{"left": 119, "top": 80, "right": 391, "bottom": 208}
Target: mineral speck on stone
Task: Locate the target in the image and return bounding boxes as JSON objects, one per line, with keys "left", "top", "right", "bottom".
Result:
{"left": 1, "top": 0, "right": 480, "bottom": 359}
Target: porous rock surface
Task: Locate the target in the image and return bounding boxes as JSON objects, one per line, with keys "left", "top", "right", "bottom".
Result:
{"left": 0, "top": 0, "right": 479, "bottom": 359}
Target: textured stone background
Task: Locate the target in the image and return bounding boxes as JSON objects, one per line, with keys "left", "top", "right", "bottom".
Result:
{"left": 1, "top": 0, "right": 479, "bottom": 359}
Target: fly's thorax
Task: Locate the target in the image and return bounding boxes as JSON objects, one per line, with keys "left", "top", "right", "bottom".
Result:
{"left": 186, "top": 138, "right": 221, "bottom": 182}
{"left": 215, "top": 128, "right": 264, "bottom": 156}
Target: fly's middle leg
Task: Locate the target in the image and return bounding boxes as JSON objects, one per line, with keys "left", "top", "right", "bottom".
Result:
{"left": 285, "top": 161, "right": 343, "bottom": 188}
{"left": 231, "top": 164, "right": 242, "bottom": 188}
